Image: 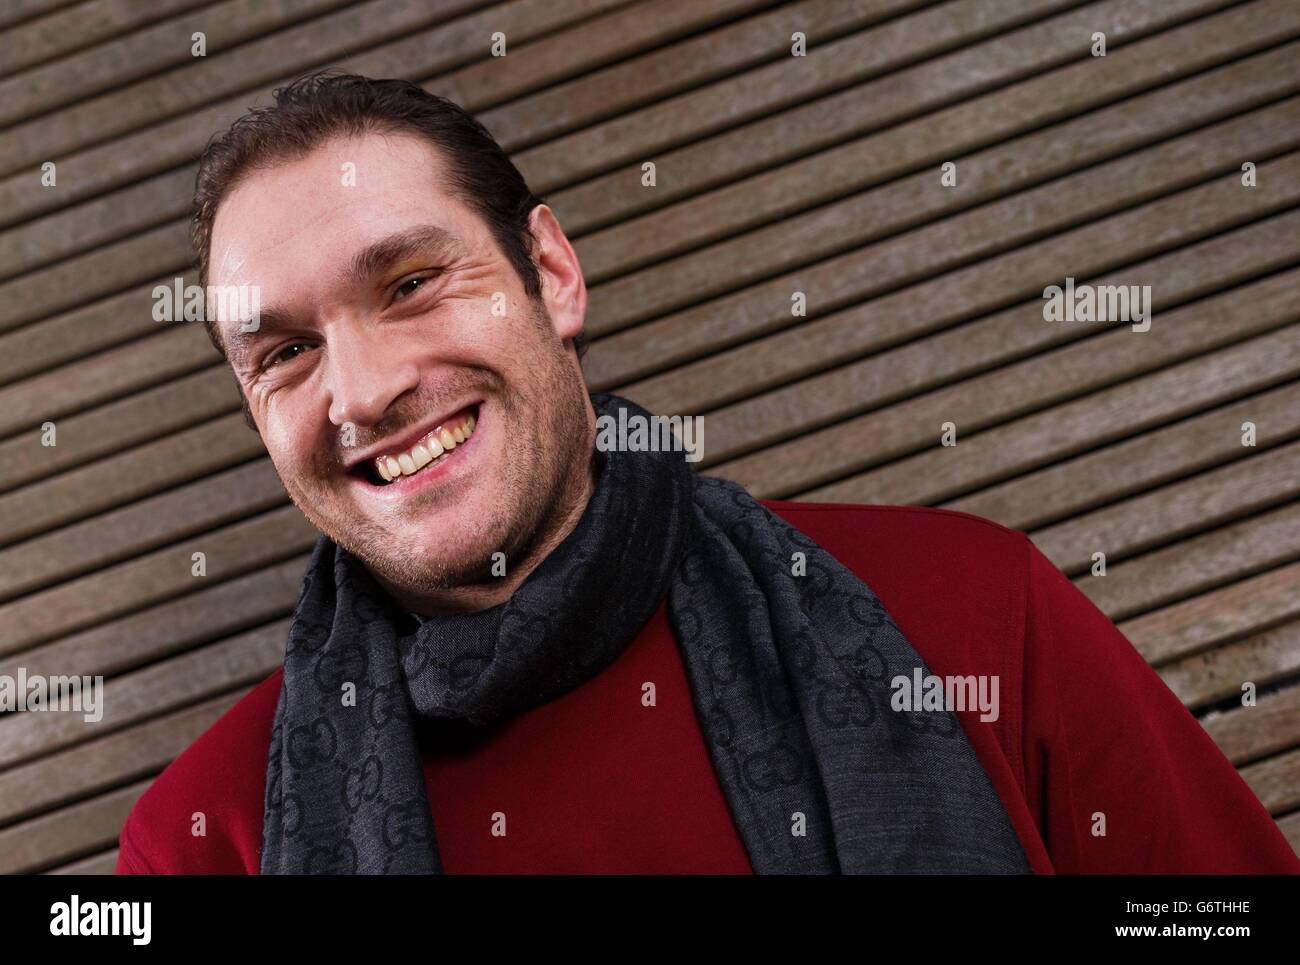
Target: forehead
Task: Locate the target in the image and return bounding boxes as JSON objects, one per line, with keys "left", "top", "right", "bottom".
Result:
{"left": 207, "top": 130, "right": 480, "bottom": 302}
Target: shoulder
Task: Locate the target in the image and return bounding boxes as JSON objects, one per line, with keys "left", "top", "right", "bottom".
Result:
{"left": 758, "top": 499, "right": 1047, "bottom": 855}
{"left": 117, "top": 668, "right": 284, "bottom": 874}
{"left": 759, "top": 498, "right": 1029, "bottom": 561}
{"left": 758, "top": 499, "right": 1035, "bottom": 646}
{"left": 759, "top": 500, "right": 1036, "bottom": 729}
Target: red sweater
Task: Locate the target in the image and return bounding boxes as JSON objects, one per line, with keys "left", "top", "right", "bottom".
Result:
{"left": 116, "top": 502, "right": 1300, "bottom": 874}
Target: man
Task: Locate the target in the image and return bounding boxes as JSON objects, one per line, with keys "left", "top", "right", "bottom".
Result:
{"left": 117, "top": 71, "right": 1297, "bottom": 874}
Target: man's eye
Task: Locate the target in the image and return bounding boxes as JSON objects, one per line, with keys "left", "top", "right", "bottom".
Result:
{"left": 393, "top": 275, "right": 431, "bottom": 302}
{"left": 266, "top": 343, "right": 308, "bottom": 368}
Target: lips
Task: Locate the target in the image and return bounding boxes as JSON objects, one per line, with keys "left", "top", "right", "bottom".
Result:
{"left": 351, "top": 403, "right": 479, "bottom": 487}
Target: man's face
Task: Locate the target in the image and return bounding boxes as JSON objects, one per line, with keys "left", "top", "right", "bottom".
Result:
{"left": 207, "top": 130, "right": 594, "bottom": 606}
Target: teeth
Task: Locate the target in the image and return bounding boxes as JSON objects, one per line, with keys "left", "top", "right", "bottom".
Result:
{"left": 371, "top": 412, "right": 476, "bottom": 484}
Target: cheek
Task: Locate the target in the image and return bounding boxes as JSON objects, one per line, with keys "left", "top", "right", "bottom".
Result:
{"left": 267, "top": 437, "right": 310, "bottom": 488}
{"left": 260, "top": 401, "right": 320, "bottom": 484}
{"left": 453, "top": 292, "right": 527, "bottom": 340}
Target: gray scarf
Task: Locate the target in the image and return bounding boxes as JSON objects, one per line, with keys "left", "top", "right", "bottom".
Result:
{"left": 261, "top": 393, "right": 1029, "bottom": 873}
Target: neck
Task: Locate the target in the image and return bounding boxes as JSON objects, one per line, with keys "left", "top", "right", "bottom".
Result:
{"left": 381, "top": 447, "right": 599, "bottom": 617}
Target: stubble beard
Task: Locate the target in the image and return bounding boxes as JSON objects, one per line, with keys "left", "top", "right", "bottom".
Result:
{"left": 286, "top": 319, "right": 593, "bottom": 603}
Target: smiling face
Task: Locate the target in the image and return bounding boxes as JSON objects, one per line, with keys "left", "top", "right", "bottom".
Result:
{"left": 207, "top": 130, "right": 596, "bottom": 613}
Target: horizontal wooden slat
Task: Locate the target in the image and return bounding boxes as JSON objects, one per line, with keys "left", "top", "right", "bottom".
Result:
{"left": 575, "top": 27, "right": 1300, "bottom": 287}
{"left": 0, "top": 0, "right": 910, "bottom": 282}
{"left": 0, "top": 506, "right": 315, "bottom": 654}
{"left": 696, "top": 203, "right": 1300, "bottom": 472}
{"left": 582, "top": 15, "right": 1298, "bottom": 340}
{"left": 436, "top": 0, "right": 784, "bottom": 113}
{"left": 0, "top": 555, "right": 306, "bottom": 696}
{"left": 0, "top": 459, "right": 287, "bottom": 601}
{"left": 0, "top": 322, "right": 219, "bottom": 437}
{"left": 0, "top": 778, "right": 148, "bottom": 874}
{"left": 0, "top": 0, "right": 506, "bottom": 177}
{"left": 0, "top": 365, "right": 240, "bottom": 493}
{"left": 0, "top": 0, "right": 354, "bottom": 128}
{"left": 751, "top": 285, "right": 1300, "bottom": 500}
{"left": 0, "top": 221, "right": 192, "bottom": 333}
{"left": 1160, "top": 618, "right": 1300, "bottom": 709}
{"left": 520, "top": 0, "right": 1211, "bottom": 198}
{"left": 1240, "top": 747, "right": 1300, "bottom": 815}
{"left": 1275, "top": 807, "right": 1300, "bottom": 854}
{"left": 0, "top": 0, "right": 790, "bottom": 282}
{"left": 1030, "top": 441, "right": 1300, "bottom": 576}
{"left": 0, "top": 619, "right": 287, "bottom": 769}
{"left": 0, "top": 0, "right": 214, "bottom": 78}
{"left": 45, "top": 849, "right": 120, "bottom": 875}
{"left": 590, "top": 101, "right": 1300, "bottom": 392}
{"left": 821, "top": 349, "right": 1300, "bottom": 518}
{"left": 621, "top": 61, "right": 1300, "bottom": 416}
{"left": 1201, "top": 684, "right": 1300, "bottom": 765}
{"left": 1075, "top": 500, "right": 1300, "bottom": 621}
{"left": 0, "top": 165, "right": 198, "bottom": 284}
{"left": 0, "top": 412, "right": 262, "bottom": 547}
{"left": 0, "top": 0, "right": 706, "bottom": 216}
{"left": 0, "top": 689, "right": 246, "bottom": 824}
{"left": 0, "top": 272, "right": 196, "bottom": 386}
{"left": 477, "top": 0, "right": 930, "bottom": 153}
{"left": 1120, "top": 559, "right": 1300, "bottom": 666}
{"left": 947, "top": 381, "right": 1300, "bottom": 531}
{"left": 0, "top": 0, "right": 83, "bottom": 33}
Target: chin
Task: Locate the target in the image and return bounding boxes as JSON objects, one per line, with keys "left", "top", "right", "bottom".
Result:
{"left": 404, "top": 508, "right": 510, "bottom": 574}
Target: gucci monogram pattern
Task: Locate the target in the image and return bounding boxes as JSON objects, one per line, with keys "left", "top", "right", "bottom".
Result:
{"left": 668, "top": 477, "right": 1028, "bottom": 872}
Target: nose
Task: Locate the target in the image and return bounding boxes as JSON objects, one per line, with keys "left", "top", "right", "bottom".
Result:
{"left": 324, "top": 320, "right": 421, "bottom": 429}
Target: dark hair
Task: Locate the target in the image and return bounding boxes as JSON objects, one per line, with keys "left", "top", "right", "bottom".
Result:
{"left": 191, "top": 69, "right": 588, "bottom": 385}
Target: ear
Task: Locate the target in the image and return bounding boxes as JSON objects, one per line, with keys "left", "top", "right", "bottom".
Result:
{"left": 528, "top": 204, "right": 587, "bottom": 342}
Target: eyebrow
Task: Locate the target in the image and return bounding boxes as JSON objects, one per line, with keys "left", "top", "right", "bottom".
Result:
{"left": 223, "top": 223, "right": 468, "bottom": 370}
{"left": 344, "top": 223, "right": 466, "bottom": 289}
{"left": 224, "top": 307, "right": 297, "bottom": 371}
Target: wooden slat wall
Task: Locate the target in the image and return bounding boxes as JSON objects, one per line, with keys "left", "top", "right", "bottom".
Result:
{"left": 1, "top": 0, "right": 1297, "bottom": 874}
